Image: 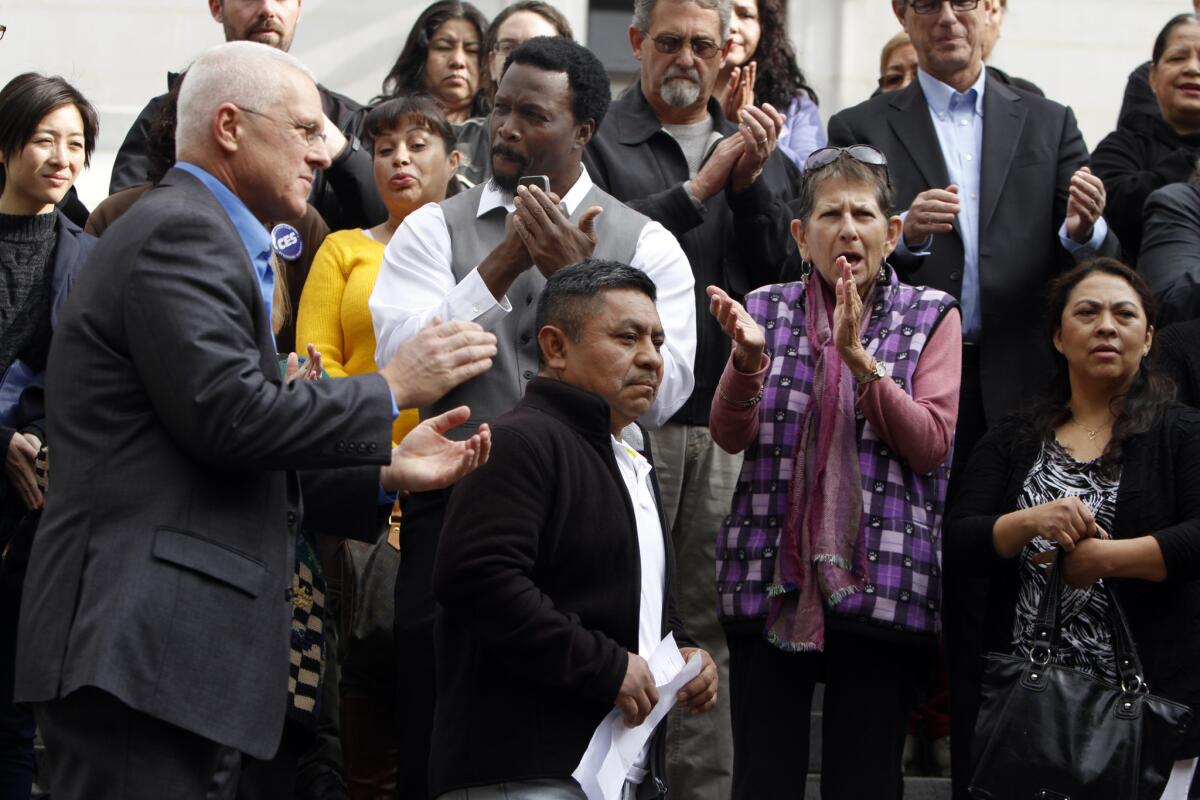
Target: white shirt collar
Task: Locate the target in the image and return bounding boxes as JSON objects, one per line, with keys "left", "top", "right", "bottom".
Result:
{"left": 475, "top": 164, "right": 595, "bottom": 219}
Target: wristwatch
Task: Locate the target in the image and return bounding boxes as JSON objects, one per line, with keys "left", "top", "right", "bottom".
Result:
{"left": 854, "top": 359, "right": 887, "bottom": 385}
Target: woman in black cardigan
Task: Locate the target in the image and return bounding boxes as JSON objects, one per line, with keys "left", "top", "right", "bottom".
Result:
{"left": 946, "top": 258, "right": 1200, "bottom": 797}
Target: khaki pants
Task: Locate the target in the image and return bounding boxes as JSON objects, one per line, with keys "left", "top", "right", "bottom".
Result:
{"left": 649, "top": 422, "right": 740, "bottom": 800}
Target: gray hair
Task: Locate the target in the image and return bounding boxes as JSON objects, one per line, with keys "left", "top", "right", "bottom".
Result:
{"left": 632, "top": 0, "right": 732, "bottom": 42}
{"left": 176, "top": 41, "right": 316, "bottom": 157}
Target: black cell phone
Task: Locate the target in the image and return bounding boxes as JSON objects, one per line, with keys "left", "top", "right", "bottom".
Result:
{"left": 517, "top": 174, "right": 550, "bottom": 193}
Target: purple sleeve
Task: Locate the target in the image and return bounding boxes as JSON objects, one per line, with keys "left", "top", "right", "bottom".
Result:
{"left": 777, "top": 95, "right": 827, "bottom": 171}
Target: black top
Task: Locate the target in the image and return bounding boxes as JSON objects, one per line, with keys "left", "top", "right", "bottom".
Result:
{"left": 1092, "top": 112, "right": 1200, "bottom": 263}
{"left": 583, "top": 81, "right": 798, "bottom": 425}
{"left": 1118, "top": 62, "right": 1158, "bottom": 130}
{"left": 109, "top": 74, "right": 386, "bottom": 231}
{"left": 431, "top": 377, "right": 689, "bottom": 797}
{"left": 986, "top": 65, "right": 1045, "bottom": 98}
{"left": 946, "top": 407, "right": 1200, "bottom": 754}
{"left": 1155, "top": 317, "right": 1200, "bottom": 407}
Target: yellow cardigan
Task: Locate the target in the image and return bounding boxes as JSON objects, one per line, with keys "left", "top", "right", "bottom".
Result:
{"left": 295, "top": 229, "right": 418, "bottom": 444}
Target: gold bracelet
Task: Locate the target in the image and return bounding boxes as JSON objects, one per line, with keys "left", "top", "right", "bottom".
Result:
{"left": 718, "top": 382, "right": 764, "bottom": 408}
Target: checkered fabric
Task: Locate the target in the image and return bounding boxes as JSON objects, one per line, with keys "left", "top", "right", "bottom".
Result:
{"left": 287, "top": 532, "right": 325, "bottom": 724}
{"left": 716, "top": 272, "right": 957, "bottom": 637}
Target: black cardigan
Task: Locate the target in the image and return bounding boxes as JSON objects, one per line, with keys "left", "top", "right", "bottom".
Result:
{"left": 430, "top": 378, "right": 690, "bottom": 798}
{"left": 945, "top": 407, "right": 1200, "bottom": 754}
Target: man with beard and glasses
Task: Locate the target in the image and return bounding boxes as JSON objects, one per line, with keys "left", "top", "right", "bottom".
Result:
{"left": 108, "top": 0, "right": 385, "bottom": 231}
{"left": 367, "top": 36, "right": 696, "bottom": 800}
{"left": 581, "top": 2, "right": 798, "bottom": 797}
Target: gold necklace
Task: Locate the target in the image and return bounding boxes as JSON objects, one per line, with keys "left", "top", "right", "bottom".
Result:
{"left": 1070, "top": 416, "right": 1110, "bottom": 441}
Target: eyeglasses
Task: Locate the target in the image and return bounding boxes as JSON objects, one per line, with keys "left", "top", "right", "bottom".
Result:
{"left": 650, "top": 33, "right": 722, "bottom": 60}
{"left": 804, "top": 145, "right": 890, "bottom": 176}
{"left": 907, "top": 0, "right": 980, "bottom": 13}
{"left": 236, "top": 105, "right": 327, "bottom": 148}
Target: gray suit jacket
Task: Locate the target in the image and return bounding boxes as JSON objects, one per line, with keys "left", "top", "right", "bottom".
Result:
{"left": 828, "top": 75, "right": 1119, "bottom": 425}
{"left": 15, "top": 168, "right": 393, "bottom": 758}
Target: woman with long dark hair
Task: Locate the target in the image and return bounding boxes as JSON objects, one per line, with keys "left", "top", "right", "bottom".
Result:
{"left": 378, "top": 2, "right": 490, "bottom": 186}
{"left": 0, "top": 72, "right": 97, "bottom": 800}
{"left": 947, "top": 258, "right": 1200, "bottom": 798}
{"left": 714, "top": 0, "right": 824, "bottom": 169}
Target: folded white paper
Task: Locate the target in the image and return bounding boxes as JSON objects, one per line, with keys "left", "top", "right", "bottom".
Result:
{"left": 572, "top": 633, "right": 703, "bottom": 800}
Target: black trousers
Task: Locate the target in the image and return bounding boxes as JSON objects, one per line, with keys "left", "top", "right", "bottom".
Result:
{"left": 943, "top": 346, "right": 989, "bottom": 800}
{"left": 36, "top": 687, "right": 241, "bottom": 800}
{"left": 392, "top": 489, "right": 449, "bottom": 800}
{"left": 728, "top": 628, "right": 929, "bottom": 800}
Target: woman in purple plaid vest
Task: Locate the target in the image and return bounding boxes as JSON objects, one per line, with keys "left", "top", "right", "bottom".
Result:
{"left": 707, "top": 146, "right": 961, "bottom": 799}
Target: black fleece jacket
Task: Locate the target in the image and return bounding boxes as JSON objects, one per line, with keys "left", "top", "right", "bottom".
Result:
{"left": 431, "top": 377, "right": 691, "bottom": 798}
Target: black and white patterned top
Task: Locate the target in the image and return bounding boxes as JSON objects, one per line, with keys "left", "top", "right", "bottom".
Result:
{"left": 1011, "top": 437, "right": 1120, "bottom": 683}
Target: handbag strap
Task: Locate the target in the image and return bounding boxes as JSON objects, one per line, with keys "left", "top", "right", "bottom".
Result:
{"left": 1033, "top": 551, "right": 1149, "bottom": 691}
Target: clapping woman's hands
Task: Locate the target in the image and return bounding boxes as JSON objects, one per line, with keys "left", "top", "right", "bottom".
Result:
{"left": 721, "top": 61, "right": 757, "bottom": 123}
{"left": 707, "top": 285, "right": 765, "bottom": 373}
{"left": 831, "top": 258, "right": 874, "bottom": 377}
{"left": 284, "top": 343, "right": 324, "bottom": 384}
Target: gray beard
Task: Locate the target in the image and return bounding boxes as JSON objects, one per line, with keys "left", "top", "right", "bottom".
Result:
{"left": 661, "top": 78, "right": 701, "bottom": 107}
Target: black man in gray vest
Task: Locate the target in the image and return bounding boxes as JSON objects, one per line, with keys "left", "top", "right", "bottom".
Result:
{"left": 367, "top": 36, "right": 696, "bottom": 800}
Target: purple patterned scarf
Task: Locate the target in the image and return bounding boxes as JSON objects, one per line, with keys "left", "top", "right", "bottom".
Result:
{"left": 766, "top": 277, "right": 868, "bottom": 651}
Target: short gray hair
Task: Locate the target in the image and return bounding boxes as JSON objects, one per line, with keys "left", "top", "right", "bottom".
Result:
{"left": 176, "top": 41, "right": 316, "bottom": 157}
{"left": 632, "top": 0, "right": 732, "bottom": 42}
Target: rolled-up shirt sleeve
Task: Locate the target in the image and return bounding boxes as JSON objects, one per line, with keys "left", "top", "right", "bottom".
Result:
{"left": 369, "top": 202, "right": 513, "bottom": 367}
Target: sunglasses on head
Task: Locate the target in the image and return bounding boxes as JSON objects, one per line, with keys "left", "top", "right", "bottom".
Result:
{"left": 803, "top": 145, "right": 890, "bottom": 175}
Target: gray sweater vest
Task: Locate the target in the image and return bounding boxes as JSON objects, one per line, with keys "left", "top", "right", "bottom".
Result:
{"left": 426, "top": 182, "right": 652, "bottom": 436}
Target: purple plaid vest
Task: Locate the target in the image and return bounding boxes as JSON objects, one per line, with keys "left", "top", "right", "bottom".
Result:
{"left": 716, "top": 273, "right": 957, "bottom": 638}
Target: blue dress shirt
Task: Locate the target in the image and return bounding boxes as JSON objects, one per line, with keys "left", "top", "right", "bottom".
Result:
{"left": 897, "top": 69, "right": 1109, "bottom": 341}
{"left": 175, "top": 161, "right": 276, "bottom": 322}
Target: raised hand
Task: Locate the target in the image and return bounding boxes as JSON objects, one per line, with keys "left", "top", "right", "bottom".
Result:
{"left": 730, "top": 103, "right": 785, "bottom": 193}
{"left": 379, "top": 318, "right": 498, "bottom": 409}
{"left": 1065, "top": 166, "right": 1106, "bottom": 244}
{"left": 691, "top": 135, "right": 747, "bottom": 202}
{"left": 381, "top": 405, "right": 491, "bottom": 492}
{"left": 512, "top": 184, "right": 602, "bottom": 277}
{"left": 903, "top": 185, "right": 960, "bottom": 244}
{"left": 831, "top": 258, "right": 873, "bottom": 377}
{"left": 706, "top": 285, "right": 765, "bottom": 373}
{"left": 721, "top": 61, "right": 756, "bottom": 123}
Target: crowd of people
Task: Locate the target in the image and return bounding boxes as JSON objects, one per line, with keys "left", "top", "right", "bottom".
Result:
{"left": 3, "top": 0, "right": 1200, "bottom": 799}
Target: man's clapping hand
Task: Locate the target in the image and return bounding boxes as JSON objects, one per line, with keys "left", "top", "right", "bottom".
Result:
{"left": 379, "top": 319, "right": 498, "bottom": 409}
{"left": 380, "top": 405, "right": 491, "bottom": 492}
{"left": 512, "top": 184, "right": 602, "bottom": 278}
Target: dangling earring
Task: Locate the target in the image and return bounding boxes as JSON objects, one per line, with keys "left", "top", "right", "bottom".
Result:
{"left": 800, "top": 260, "right": 813, "bottom": 285}
{"left": 878, "top": 260, "right": 889, "bottom": 282}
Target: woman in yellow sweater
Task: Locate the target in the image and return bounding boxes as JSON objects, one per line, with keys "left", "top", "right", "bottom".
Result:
{"left": 296, "top": 95, "right": 462, "bottom": 444}
{"left": 295, "top": 95, "right": 462, "bottom": 798}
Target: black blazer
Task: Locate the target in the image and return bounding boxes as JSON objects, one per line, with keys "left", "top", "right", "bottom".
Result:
{"left": 828, "top": 75, "right": 1120, "bottom": 425}
{"left": 15, "top": 168, "right": 394, "bottom": 759}
{"left": 431, "top": 378, "right": 690, "bottom": 798}
{"left": 945, "top": 408, "right": 1200, "bottom": 754}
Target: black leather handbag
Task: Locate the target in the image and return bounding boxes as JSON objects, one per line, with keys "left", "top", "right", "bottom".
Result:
{"left": 969, "top": 557, "right": 1194, "bottom": 799}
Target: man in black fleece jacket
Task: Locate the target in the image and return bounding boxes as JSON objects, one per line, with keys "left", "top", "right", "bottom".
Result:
{"left": 431, "top": 261, "right": 717, "bottom": 800}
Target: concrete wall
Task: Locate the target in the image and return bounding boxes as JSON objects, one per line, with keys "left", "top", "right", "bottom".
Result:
{"left": 0, "top": 0, "right": 1186, "bottom": 210}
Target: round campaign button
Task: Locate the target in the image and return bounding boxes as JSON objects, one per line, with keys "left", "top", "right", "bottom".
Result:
{"left": 271, "top": 223, "right": 303, "bottom": 261}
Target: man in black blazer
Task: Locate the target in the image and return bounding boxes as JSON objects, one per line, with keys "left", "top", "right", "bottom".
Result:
{"left": 15, "top": 41, "right": 496, "bottom": 800}
{"left": 828, "top": 1, "right": 1118, "bottom": 795}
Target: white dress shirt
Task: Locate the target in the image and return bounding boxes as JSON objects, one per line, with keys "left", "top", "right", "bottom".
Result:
{"left": 611, "top": 434, "right": 667, "bottom": 783}
{"left": 368, "top": 166, "right": 697, "bottom": 427}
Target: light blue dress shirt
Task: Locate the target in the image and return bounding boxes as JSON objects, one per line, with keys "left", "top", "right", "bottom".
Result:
{"left": 897, "top": 69, "right": 1109, "bottom": 342}
{"left": 175, "top": 161, "right": 276, "bottom": 322}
